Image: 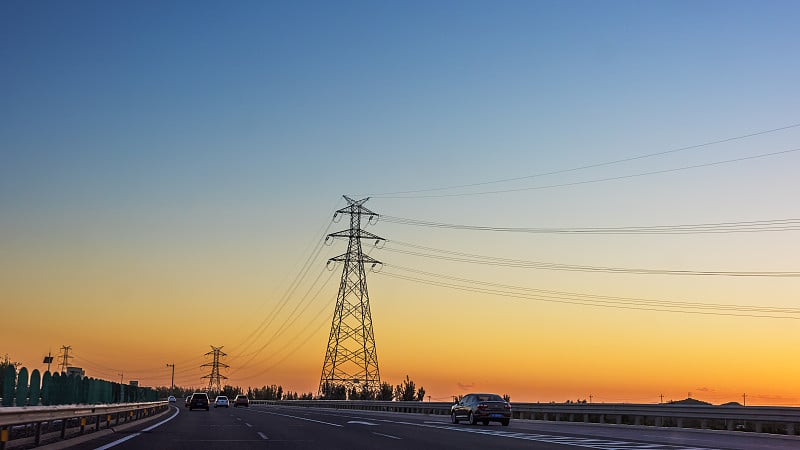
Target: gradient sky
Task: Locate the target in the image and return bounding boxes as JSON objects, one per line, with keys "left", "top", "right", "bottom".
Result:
{"left": 2, "top": 0, "right": 799, "bottom": 405}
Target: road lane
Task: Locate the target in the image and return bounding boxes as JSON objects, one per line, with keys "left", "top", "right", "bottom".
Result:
{"left": 64, "top": 402, "right": 800, "bottom": 449}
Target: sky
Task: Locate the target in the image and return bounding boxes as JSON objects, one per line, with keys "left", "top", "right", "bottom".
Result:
{"left": 2, "top": 0, "right": 799, "bottom": 405}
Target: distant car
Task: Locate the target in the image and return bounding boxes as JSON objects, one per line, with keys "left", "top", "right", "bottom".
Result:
{"left": 451, "top": 393, "right": 511, "bottom": 426}
{"left": 188, "top": 392, "right": 210, "bottom": 411}
{"left": 185, "top": 395, "right": 191, "bottom": 407}
{"left": 233, "top": 394, "right": 249, "bottom": 407}
{"left": 214, "top": 395, "right": 229, "bottom": 408}
{"left": 167, "top": 395, "right": 176, "bottom": 403}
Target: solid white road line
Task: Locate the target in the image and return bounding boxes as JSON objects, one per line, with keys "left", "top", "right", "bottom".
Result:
{"left": 93, "top": 405, "right": 180, "bottom": 450}
{"left": 258, "top": 432, "right": 269, "bottom": 440}
{"left": 245, "top": 422, "right": 253, "bottom": 427}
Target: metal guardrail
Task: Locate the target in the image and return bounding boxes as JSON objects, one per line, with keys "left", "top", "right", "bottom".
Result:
{"left": 253, "top": 400, "right": 800, "bottom": 436}
{"left": 0, "top": 401, "right": 169, "bottom": 449}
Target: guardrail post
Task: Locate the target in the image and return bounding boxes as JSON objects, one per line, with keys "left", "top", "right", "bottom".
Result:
{"left": 1, "top": 425, "right": 9, "bottom": 450}
{"left": 701, "top": 419, "right": 708, "bottom": 429}
{"left": 787, "top": 423, "right": 796, "bottom": 435}
{"left": 634, "top": 416, "right": 642, "bottom": 426}
{"left": 755, "top": 422, "right": 762, "bottom": 433}
{"left": 60, "top": 419, "right": 67, "bottom": 439}
{"left": 34, "top": 422, "right": 42, "bottom": 446}
{"left": 676, "top": 418, "right": 683, "bottom": 428}
{"left": 95, "top": 414, "right": 101, "bottom": 431}
{"left": 583, "top": 413, "right": 589, "bottom": 422}
{"left": 655, "top": 417, "right": 663, "bottom": 427}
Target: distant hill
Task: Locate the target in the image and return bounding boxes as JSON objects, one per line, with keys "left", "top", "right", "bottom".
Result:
{"left": 667, "top": 397, "right": 712, "bottom": 406}
{"left": 720, "top": 401, "right": 743, "bottom": 407}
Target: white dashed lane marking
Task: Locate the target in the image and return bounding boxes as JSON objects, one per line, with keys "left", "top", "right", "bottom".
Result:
{"left": 372, "top": 432, "right": 402, "bottom": 440}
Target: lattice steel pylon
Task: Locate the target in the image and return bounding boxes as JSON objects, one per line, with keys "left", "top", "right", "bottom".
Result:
{"left": 318, "top": 196, "right": 384, "bottom": 397}
{"left": 201, "top": 345, "right": 229, "bottom": 392}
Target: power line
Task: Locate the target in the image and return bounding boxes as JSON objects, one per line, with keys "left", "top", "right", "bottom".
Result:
{"left": 227, "top": 268, "right": 337, "bottom": 377}
{"left": 377, "top": 266, "right": 800, "bottom": 319}
{"left": 382, "top": 240, "right": 800, "bottom": 277}
{"left": 367, "top": 122, "right": 800, "bottom": 197}
{"left": 373, "top": 146, "right": 800, "bottom": 199}
{"left": 229, "top": 245, "right": 379, "bottom": 380}
{"left": 380, "top": 217, "right": 800, "bottom": 235}
{"left": 232, "top": 293, "right": 335, "bottom": 380}
{"left": 230, "top": 200, "right": 341, "bottom": 361}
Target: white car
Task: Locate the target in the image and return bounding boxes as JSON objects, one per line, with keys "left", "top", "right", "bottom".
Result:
{"left": 214, "top": 395, "right": 229, "bottom": 408}
{"left": 167, "top": 395, "right": 177, "bottom": 403}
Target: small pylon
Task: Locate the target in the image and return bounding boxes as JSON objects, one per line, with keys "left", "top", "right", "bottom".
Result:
{"left": 201, "top": 346, "right": 229, "bottom": 392}
{"left": 58, "top": 345, "right": 72, "bottom": 373}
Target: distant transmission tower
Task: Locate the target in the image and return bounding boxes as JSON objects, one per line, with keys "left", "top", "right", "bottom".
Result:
{"left": 201, "top": 346, "right": 229, "bottom": 392}
{"left": 318, "top": 196, "right": 384, "bottom": 397}
{"left": 58, "top": 345, "right": 72, "bottom": 373}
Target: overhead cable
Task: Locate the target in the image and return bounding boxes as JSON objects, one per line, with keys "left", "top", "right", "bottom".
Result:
{"left": 368, "top": 122, "right": 800, "bottom": 196}
{"left": 377, "top": 266, "right": 800, "bottom": 319}
{"left": 382, "top": 240, "right": 800, "bottom": 277}
{"left": 380, "top": 217, "right": 800, "bottom": 235}
{"left": 373, "top": 147, "right": 800, "bottom": 198}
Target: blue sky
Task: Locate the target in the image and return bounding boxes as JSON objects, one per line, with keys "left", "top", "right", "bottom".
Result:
{"left": 4, "top": 0, "right": 799, "bottom": 212}
{"left": 2, "top": 1, "right": 800, "bottom": 402}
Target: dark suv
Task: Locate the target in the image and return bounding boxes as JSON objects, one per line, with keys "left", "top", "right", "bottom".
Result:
{"left": 233, "top": 394, "right": 250, "bottom": 407}
{"left": 451, "top": 393, "right": 511, "bottom": 426}
{"left": 188, "top": 392, "right": 210, "bottom": 411}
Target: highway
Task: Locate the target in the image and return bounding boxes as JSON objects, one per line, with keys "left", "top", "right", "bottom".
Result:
{"left": 67, "top": 404, "right": 800, "bottom": 450}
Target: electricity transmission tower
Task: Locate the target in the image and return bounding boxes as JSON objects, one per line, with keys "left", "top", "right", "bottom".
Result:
{"left": 58, "top": 345, "right": 72, "bottom": 373}
{"left": 201, "top": 346, "right": 229, "bottom": 392}
{"left": 318, "top": 196, "right": 384, "bottom": 397}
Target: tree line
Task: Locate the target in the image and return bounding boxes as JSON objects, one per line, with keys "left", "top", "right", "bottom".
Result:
{"left": 319, "top": 375, "right": 425, "bottom": 401}
{"left": 154, "top": 375, "right": 425, "bottom": 402}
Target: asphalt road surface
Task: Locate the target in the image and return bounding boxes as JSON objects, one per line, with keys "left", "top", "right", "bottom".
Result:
{"left": 66, "top": 404, "right": 800, "bottom": 450}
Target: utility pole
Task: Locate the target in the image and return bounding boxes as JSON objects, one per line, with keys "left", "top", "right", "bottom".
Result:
{"left": 743, "top": 393, "right": 746, "bottom": 406}
{"left": 166, "top": 364, "right": 175, "bottom": 395}
{"left": 660, "top": 393, "right": 664, "bottom": 404}
{"left": 589, "top": 394, "right": 593, "bottom": 404}
{"left": 318, "top": 196, "right": 384, "bottom": 397}
{"left": 119, "top": 372, "right": 124, "bottom": 384}
{"left": 201, "top": 346, "right": 229, "bottom": 393}
{"left": 58, "top": 345, "right": 72, "bottom": 373}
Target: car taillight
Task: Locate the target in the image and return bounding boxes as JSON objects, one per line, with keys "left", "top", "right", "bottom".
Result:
{"left": 505, "top": 403, "right": 512, "bottom": 410}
